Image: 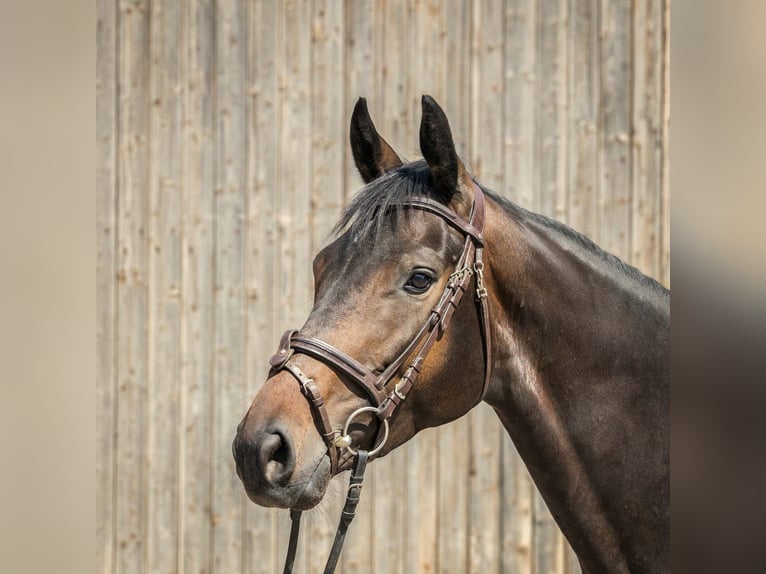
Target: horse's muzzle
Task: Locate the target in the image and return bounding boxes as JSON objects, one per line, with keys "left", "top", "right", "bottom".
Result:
{"left": 232, "top": 422, "right": 298, "bottom": 505}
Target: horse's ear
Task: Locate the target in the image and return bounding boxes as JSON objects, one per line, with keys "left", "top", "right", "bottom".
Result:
{"left": 419, "top": 95, "right": 473, "bottom": 209}
{"left": 350, "top": 97, "right": 403, "bottom": 183}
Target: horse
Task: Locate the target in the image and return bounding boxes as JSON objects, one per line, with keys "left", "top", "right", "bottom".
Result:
{"left": 233, "top": 95, "right": 670, "bottom": 573}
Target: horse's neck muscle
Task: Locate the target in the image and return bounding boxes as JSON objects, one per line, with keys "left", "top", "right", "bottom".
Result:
{"left": 480, "top": 199, "right": 669, "bottom": 572}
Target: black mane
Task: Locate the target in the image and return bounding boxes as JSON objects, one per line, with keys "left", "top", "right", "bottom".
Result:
{"left": 489, "top": 193, "right": 668, "bottom": 293}
{"left": 337, "top": 160, "right": 667, "bottom": 292}
{"left": 334, "top": 160, "right": 440, "bottom": 242}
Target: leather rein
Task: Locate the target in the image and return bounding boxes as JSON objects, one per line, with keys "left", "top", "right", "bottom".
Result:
{"left": 267, "top": 184, "right": 492, "bottom": 574}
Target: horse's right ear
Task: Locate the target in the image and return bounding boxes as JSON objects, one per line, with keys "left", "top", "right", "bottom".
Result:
{"left": 350, "top": 97, "right": 403, "bottom": 183}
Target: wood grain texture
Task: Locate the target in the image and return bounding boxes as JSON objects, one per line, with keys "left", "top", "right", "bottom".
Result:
{"left": 114, "top": 2, "right": 151, "bottom": 572}
{"left": 96, "top": 0, "right": 117, "bottom": 570}
{"left": 660, "top": 0, "right": 670, "bottom": 286}
{"left": 631, "top": 0, "right": 663, "bottom": 279}
{"left": 599, "top": 0, "right": 633, "bottom": 262}
{"left": 97, "top": 1, "right": 669, "bottom": 571}
{"left": 146, "top": 1, "right": 183, "bottom": 571}
{"left": 179, "top": 2, "right": 215, "bottom": 573}
{"left": 568, "top": 0, "right": 601, "bottom": 243}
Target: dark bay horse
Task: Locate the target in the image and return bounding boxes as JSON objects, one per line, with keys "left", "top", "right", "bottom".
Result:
{"left": 234, "top": 96, "right": 669, "bottom": 573}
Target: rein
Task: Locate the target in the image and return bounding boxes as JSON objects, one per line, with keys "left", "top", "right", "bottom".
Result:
{"left": 267, "top": 184, "right": 492, "bottom": 574}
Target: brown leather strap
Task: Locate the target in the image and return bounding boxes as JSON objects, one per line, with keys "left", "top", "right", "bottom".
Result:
{"left": 474, "top": 244, "right": 493, "bottom": 403}
{"left": 400, "top": 196, "right": 485, "bottom": 244}
{"left": 282, "top": 362, "right": 339, "bottom": 474}
{"left": 375, "top": 234, "right": 480, "bottom": 420}
{"left": 269, "top": 328, "right": 297, "bottom": 369}
{"left": 322, "top": 450, "right": 369, "bottom": 574}
{"left": 290, "top": 334, "right": 386, "bottom": 404}
{"left": 282, "top": 451, "right": 370, "bottom": 574}
{"left": 468, "top": 180, "right": 487, "bottom": 238}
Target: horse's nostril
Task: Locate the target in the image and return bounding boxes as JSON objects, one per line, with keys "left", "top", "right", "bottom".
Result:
{"left": 233, "top": 424, "right": 296, "bottom": 491}
{"left": 271, "top": 435, "right": 290, "bottom": 465}
{"left": 257, "top": 428, "right": 296, "bottom": 487}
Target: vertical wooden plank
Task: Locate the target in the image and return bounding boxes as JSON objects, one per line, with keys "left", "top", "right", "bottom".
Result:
{"left": 309, "top": 1, "right": 347, "bottom": 570}
{"left": 533, "top": 494, "right": 559, "bottom": 574}
{"left": 468, "top": 406, "right": 504, "bottom": 574}
{"left": 437, "top": 2, "right": 472, "bottom": 573}
{"left": 311, "top": 0, "right": 345, "bottom": 245}
{"left": 538, "top": 0, "right": 569, "bottom": 221}
{"left": 471, "top": 0, "right": 504, "bottom": 192}
{"left": 469, "top": 1, "right": 504, "bottom": 572}
{"left": 536, "top": 2, "right": 570, "bottom": 570}
{"left": 243, "top": 1, "right": 281, "bottom": 572}
{"left": 277, "top": 0, "right": 314, "bottom": 333}
{"left": 554, "top": 523, "right": 575, "bottom": 574}
{"left": 343, "top": 0, "right": 375, "bottom": 194}
{"left": 381, "top": 0, "right": 414, "bottom": 157}
{"left": 146, "top": 2, "right": 183, "bottom": 572}
{"left": 568, "top": 0, "right": 601, "bottom": 243}
{"left": 504, "top": 0, "right": 539, "bottom": 208}
{"left": 96, "top": 0, "right": 117, "bottom": 570}
{"left": 276, "top": 0, "right": 314, "bottom": 570}
{"left": 180, "top": 1, "right": 215, "bottom": 572}
{"left": 211, "top": 0, "right": 247, "bottom": 571}
{"left": 503, "top": 2, "right": 538, "bottom": 571}
{"left": 114, "top": 1, "right": 151, "bottom": 572}
{"left": 599, "top": 0, "right": 633, "bottom": 262}
{"left": 504, "top": 438, "right": 535, "bottom": 574}
{"left": 630, "top": 0, "right": 663, "bottom": 279}
{"left": 660, "top": 0, "right": 670, "bottom": 286}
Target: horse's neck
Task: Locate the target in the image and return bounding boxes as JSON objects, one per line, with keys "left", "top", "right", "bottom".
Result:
{"left": 481, "top": 201, "right": 670, "bottom": 572}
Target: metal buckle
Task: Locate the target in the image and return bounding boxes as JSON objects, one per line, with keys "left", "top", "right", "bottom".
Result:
{"left": 474, "top": 261, "right": 488, "bottom": 299}
{"left": 449, "top": 264, "right": 473, "bottom": 284}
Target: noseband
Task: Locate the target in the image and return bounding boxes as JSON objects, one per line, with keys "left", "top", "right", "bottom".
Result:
{"left": 267, "top": 184, "right": 492, "bottom": 574}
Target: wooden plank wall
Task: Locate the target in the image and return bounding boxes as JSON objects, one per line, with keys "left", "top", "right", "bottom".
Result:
{"left": 96, "top": 1, "right": 669, "bottom": 572}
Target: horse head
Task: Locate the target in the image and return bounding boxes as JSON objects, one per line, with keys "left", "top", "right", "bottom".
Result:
{"left": 233, "top": 96, "right": 491, "bottom": 511}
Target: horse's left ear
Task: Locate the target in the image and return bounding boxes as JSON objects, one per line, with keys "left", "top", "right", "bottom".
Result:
{"left": 350, "top": 97, "right": 403, "bottom": 183}
{"left": 419, "top": 95, "right": 474, "bottom": 213}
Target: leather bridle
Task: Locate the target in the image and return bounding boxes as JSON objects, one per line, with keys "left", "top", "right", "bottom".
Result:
{"left": 267, "top": 183, "right": 492, "bottom": 574}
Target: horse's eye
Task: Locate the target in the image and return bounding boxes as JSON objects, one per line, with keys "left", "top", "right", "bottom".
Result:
{"left": 405, "top": 270, "right": 434, "bottom": 294}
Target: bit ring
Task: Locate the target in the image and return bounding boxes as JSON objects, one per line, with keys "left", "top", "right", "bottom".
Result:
{"left": 338, "top": 406, "right": 389, "bottom": 457}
